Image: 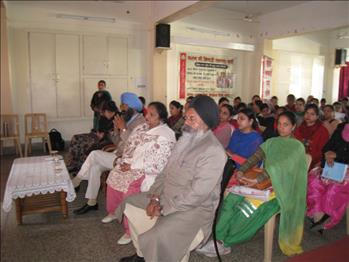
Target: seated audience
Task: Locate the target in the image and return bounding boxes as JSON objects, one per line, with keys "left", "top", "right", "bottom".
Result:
{"left": 320, "top": 98, "right": 326, "bottom": 111}
{"left": 233, "top": 96, "right": 241, "bottom": 115}
{"left": 138, "top": 96, "right": 147, "bottom": 117}
{"left": 167, "top": 100, "right": 185, "bottom": 140}
{"left": 71, "top": 92, "right": 145, "bottom": 215}
{"left": 307, "top": 122, "right": 349, "bottom": 232}
{"left": 333, "top": 101, "right": 346, "bottom": 121}
{"left": 306, "top": 95, "right": 314, "bottom": 105}
{"left": 285, "top": 94, "right": 296, "bottom": 112}
{"left": 322, "top": 105, "right": 341, "bottom": 137}
{"left": 295, "top": 104, "right": 329, "bottom": 169}
{"left": 198, "top": 111, "right": 308, "bottom": 257}
{"left": 103, "top": 102, "right": 176, "bottom": 245}
{"left": 295, "top": 98, "right": 306, "bottom": 126}
{"left": 269, "top": 95, "right": 279, "bottom": 113}
{"left": 257, "top": 103, "right": 275, "bottom": 131}
{"left": 226, "top": 108, "right": 263, "bottom": 169}
{"left": 213, "top": 104, "right": 235, "bottom": 148}
{"left": 114, "top": 95, "right": 226, "bottom": 262}
{"left": 66, "top": 101, "right": 119, "bottom": 173}
{"left": 218, "top": 97, "right": 230, "bottom": 108}
{"left": 184, "top": 96, "right": 194, "bottom": 112}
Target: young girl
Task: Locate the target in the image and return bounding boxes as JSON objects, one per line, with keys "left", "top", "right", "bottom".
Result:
{"left": 213, "top": 104, "right": 235, "bottom": 148}
{"left": 226, "top": 108, "right": 263, "bottom": 168}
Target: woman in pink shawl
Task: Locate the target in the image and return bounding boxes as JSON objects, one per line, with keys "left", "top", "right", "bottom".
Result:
{"left": 213, "top": 104, "right": 235, "bottom": 148}
{"left": 307, "top": 122, "right": 349, "bottom": 232}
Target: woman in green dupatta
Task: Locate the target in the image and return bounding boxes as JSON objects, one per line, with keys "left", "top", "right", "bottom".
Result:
{"left": 197, "top": 111, "right": 308, "bottom": 257}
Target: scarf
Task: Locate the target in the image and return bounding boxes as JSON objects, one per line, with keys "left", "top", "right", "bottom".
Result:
{"left": 261, "top": 137, "right": 308, "bottom": 256}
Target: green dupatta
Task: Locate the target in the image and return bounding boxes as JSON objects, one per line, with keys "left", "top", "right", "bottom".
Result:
{"left": 260, "top": 137, "right": 307, "bottom": 256}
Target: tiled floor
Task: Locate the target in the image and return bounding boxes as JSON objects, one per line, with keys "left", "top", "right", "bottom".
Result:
{"left": 1, "top": 147, "right": 347, "bottom": 262}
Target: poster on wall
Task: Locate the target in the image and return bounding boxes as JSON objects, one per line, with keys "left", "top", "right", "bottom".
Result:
{"left": 179, "top": 52, "right": 237, "bottom": 99}
{"left": 261, "top": 55, "right": 273, "bottom": 100}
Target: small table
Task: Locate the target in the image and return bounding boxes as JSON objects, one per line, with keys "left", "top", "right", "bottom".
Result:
{"left": 2, "top": 156, "right": 76, "bottom": 224}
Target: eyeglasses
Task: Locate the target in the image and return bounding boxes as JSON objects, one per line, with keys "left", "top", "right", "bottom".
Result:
{"left": 183, "top": 115, "right": 196, "bottom": 122}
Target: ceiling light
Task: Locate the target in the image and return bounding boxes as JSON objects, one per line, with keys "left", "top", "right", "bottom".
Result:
{"left": 56, "top": 14, "right": 116, "bottom": 23}
{"left": 186, "top": 27, "right": 231, "bottom": 37}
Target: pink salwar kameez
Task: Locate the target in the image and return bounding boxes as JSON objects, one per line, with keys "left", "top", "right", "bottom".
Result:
{"left": 307, "top": 167, "right": 349, "bottom": 229}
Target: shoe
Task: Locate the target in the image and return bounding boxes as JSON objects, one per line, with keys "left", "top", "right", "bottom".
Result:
{"left": 73, "top": 204, "right": 98, "bottom": 215}
{"left": 74, "top": 185, "right": 80, "bottom": 193}
{"left": 196, "top": 239, "right": 231, "bottom": 257}
{"left": 310, "top": 214, "right": 330, "bottom": 231}
{"left": 117, "top": 233, "right": 132, "bottom": 245}
{"left": 119, "top": 254, "right": 145, "bottom": 262}
{"left": 101, "top": 214, "right": 118, "bottom": 224}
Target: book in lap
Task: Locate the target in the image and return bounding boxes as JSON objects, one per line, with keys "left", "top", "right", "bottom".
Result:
{"left": 321, "top": 162, "right": 348, "bottom": 183}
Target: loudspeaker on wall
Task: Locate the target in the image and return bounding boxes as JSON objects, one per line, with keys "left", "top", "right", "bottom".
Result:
{"left": 156, "top": 24, "right": 171, "bottom": 49}
{"left": 335, "top": 48, "right": 347, "bottom": 66}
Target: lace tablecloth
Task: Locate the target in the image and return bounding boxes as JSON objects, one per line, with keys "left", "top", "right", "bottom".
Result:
{"left": 2, "top": 156, "right": 76, "bottom": 212}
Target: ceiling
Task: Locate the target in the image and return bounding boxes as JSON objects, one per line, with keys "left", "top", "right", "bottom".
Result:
{"left": 214, "top": 1, "right": 309, "bottom": 16}
{"left": 5, "top": 0, "right": 151, "bottom": 24}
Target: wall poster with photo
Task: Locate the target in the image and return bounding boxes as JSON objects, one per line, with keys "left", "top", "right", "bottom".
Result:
{"left": 179, "top": 52, "right": 237, "bottom": 100}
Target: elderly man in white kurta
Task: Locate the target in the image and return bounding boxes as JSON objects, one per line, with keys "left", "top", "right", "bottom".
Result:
{"left": 116, "top": 95, "right": 227, "bottom": 262}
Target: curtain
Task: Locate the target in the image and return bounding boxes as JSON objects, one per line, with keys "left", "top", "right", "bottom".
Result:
{"left": 338, "top": 62, "right": 349, "bottom": 99}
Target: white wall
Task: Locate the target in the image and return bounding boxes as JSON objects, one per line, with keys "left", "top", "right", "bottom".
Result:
{"left": 270, "top": 28, "right": 349, "bottom": 104}
{"left": 7, "top": 9, "right": 151, "bottom": 142}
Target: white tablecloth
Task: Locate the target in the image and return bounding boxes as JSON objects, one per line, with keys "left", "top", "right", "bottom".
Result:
{"left": 2, "top": 156, "right": 76, "bottom": 212}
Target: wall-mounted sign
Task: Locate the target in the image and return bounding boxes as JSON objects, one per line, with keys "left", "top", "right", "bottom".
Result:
{"left": 179, "top": 52, "right": 237, "bottom": 99}
{"left": 261, "top": 55, "right": 273, "bottom": 99}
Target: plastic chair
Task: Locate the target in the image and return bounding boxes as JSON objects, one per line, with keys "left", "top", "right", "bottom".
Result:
{"left": 24, "top": 113, "right": 52, "bottom": 156}
{"left": 264, "top": 154, "right": 312, "bottom": 262}
{"left": 0, "top": 114, "right": 23, "bottom": 157}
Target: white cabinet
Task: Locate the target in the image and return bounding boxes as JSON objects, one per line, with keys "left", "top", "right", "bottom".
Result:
{"left": 29, "top": 33, "right": 57, "bottom": 117}
{"left": 83, "top": 35, "right": 128, "bottom": 76}
{"left": 56, "top": 34, "right": 81, "bottom": 118}
{"left": 29, "top": 32, "right": 80, "bottom": 118}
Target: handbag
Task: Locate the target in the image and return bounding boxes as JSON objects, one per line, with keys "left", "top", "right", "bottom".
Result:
{"left": 243, "top": 167, "right": 272, "bottom": 190}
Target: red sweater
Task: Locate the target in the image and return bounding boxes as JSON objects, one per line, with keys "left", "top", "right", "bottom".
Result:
{"left": 294, "top": 121, "right": 329, "bottom": 169}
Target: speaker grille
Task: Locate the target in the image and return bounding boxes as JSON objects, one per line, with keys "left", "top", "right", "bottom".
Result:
{"left": 156, "top": 24, "right": 170, "bottom": 48}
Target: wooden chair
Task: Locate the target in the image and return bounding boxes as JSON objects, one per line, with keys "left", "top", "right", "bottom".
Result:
{"left": 264, "top": 154, "right": 312, "bottom": 262}
{"left": 24, "top": 113, "right": 52, "bottom": 157}
{"left": 0, "top": 114, "right": 23, "bottom": 157}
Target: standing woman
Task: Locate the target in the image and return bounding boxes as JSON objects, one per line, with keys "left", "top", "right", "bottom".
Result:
{"left": 167, "top": 100, "right": 185, "bottom": 140}
{"left": 213, "top": 104, "right": 235, "bottom": 148}
{"left": 295, "top": 104, "right": 329, "bottom": 169}
{"left": 307, "top": 122, "right": 349, "bottom": 231}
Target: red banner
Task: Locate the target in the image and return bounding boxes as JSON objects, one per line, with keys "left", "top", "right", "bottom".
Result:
{"left": 179, "top": 52, "right": 187, "bottom": 99}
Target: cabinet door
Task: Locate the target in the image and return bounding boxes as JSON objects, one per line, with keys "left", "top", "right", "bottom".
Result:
{"left": 107, "top": 37, "right": 128, "bottom": 75}
{"left": 83, "top": 35, "right": 107, "bottom": 75}
{"left": 29, "top": 32, "right": 57, "bottom": 117}
{"left": 56, "top": 34, "right": 81, "bottom": 118}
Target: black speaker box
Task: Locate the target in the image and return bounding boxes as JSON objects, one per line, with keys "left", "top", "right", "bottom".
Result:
{"left": 335, "top": 48, "right": 347, "bottom": 65}
{"left": 156, "top": 24, "right": 170, "bottom": 48}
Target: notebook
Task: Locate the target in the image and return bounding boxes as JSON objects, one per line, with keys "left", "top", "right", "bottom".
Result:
{"left": 321, "top": 162, "right": 348, "bottom": 183}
